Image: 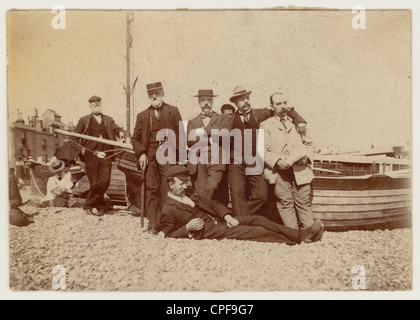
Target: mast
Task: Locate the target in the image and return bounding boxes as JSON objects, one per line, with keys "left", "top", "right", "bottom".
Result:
{"left": 125, "top": 12, "right": 134, "bottom": 144}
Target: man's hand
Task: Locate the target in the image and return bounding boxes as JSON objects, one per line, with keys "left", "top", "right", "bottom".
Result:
{"left": 276, "top": 159, "right": 292, "bottom": 171}
{"left": 186, "top": 218, "right": 205, "bottom": 232}
{"left": 139, "top": 154, "right": 149, "bottom": 171}
{"left": 225, "top": 215, "right": 240, "bottom": 229}
{"left": 297, "top": 123, "right": 307, "bottom": 135}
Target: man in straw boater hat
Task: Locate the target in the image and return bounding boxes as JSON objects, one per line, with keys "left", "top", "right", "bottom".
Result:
{"left": 73, "top": 95, "right": 124, "bottom": 216}
{"left": 160, "top": 165, "right": 324, "bottom": 244}
{"left": 187, "top": 89, "right": 232, "bottom": 201}
{"left": 132, "top": 82, "right": 184, "bottom": 235}
{"left": 227, "top": 85, "right": 307, "bottom": 217}
{"left": 41, "top": 159, "right": 73, "bottom": 208}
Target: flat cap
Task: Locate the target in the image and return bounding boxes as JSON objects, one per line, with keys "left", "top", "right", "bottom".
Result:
{"left": 221, "top": 104, "right": 236, "bottom": 113}
{"left": 147, "top": 82, "right": 163, "bottom": 92}
{"left": 88, "top": 96, "right": 102, "bottom": 103}
{"left": 166, "top": 165, "right": 190, "bottom": 181}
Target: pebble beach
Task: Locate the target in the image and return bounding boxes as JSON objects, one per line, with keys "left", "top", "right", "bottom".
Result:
{"left": 9, "top": 188, "right": 413, "bottom": 292}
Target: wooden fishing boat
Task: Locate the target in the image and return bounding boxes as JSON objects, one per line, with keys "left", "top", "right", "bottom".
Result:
{"left": 310, "top": 155, "right": 411, "bottom": 231}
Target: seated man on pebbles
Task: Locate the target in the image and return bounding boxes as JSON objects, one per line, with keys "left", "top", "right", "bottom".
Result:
{"left": 41, "top": 160, "right": 73, "bottom": 208}
{"left": 160, "top": 166, "right": 324, "bottom": 245}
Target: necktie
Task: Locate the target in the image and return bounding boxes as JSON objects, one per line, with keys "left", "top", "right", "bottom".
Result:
{"left": 239, "top": 111, "right": 251, "bottom": 124}
{"left": 202, "top": 112, "right": 211, "bottom": 119}
{"left": 280, "top": 118, "right": 287, "bottom": 130}
{"left": 154, "top": 107, "right": 163, "bottom": 119}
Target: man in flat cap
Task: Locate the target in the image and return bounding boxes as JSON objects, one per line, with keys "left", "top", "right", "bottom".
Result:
{"left": 160, "top": 165, "right": 324, "bottom": 244}
{"left": 132, "top": 82, "right": 184, "bottom": 235}
{"left": 73, "top": 95, "right": 124, "bottom": 216}
{"left": 187, "top": 90, "right": 232, "bottom": 201}
{"left": 227, "top": 85, "right": 307, "bottom": 217}
{"left": 221, "top": 104, "right": 236, "bottom": 119}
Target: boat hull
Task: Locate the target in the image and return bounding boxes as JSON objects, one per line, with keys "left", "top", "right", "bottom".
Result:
{"left": 312, "top": 177, "right": 411, "bottom": 231}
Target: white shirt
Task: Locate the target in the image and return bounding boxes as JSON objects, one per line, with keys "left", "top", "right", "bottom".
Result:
{"left": 168, "top": 192, "right": 196, "bottom": 208}
{"left": 153, "top": 101, "right": 164, "bottom": 118}
{"left": 43, "top": 172, "right": 73, "bottom": 202}
{"left": 92, "top": 114, "right": 102, "bottom": 125}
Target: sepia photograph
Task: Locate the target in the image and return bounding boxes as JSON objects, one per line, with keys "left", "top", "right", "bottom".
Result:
{"left": 3, "top": 2, "right": 417, "bottom": 297}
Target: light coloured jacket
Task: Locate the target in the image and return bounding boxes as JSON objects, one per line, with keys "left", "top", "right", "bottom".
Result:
{"left": 43, "top": 172, "right": 73, "bottom": 202}
{"left": 260, "top": 115, "right": 314, "bottom": 186}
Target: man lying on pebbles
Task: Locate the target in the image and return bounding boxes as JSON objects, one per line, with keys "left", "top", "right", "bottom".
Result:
{"left": 161, "top": 166, "right": 324, "bottom": 245}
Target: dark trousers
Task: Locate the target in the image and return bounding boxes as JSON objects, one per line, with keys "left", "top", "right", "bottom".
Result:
{"left": 146, "top": 158, "right": 170, "bottom": 231}
{"left": 193, "top": 164, "right": 226, "bottom": 200}
{"left": 83, "top": 151, "right": 112, "bottom": 210}
{"left": 203, "top": 216, "right": 305, "bottom": 245}
{"left": 228, "top": 164, "right": 268, "bottom": 216}
{"left": 213, "top": 169, "right": 230, "bottom": 207}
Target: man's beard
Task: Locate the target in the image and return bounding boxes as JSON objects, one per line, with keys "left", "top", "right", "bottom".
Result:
{"left": 151, "top": 99, "right": 162, "bottom": 108}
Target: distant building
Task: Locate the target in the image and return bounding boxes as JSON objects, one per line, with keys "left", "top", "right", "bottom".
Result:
{"left": 8, "top": 108, "right": 73, "bottom": 168}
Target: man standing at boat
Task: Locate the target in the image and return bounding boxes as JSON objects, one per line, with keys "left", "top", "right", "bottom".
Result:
{"left": 261, "top": 92, "right": 314, "bottom": 230}
{"left": 73, "top": 96, "right": 124, "bottom": 216}
{"left": 132, "top": 82, "right": 184, "bottom": 235}
{"left": 187, "top": 89, "right": 231, "bottom": 201}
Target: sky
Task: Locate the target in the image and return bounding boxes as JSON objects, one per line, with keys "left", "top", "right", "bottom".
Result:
{"left": 7, "top": 9, "right": 412, "bottom": 152}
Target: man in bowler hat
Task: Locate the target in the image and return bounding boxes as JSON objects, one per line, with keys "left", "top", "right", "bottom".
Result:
{"left": 160, "top": 165, "right": 324, "bottom": 244}
{"left": 132, "top": 82, "right": 184, "bottom": 235}
{"left": 187, "top": 89, "right": 232, "bottom": 201}
{"left": 73, "top": 96, "right": 124, "bottom": 216}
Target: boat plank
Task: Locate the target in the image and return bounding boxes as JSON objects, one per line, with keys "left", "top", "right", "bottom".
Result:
{"left": 314, "top": 207, "right": 411, "bottom": 220}
{"left": 313, "top": 201, "right": 411, "bottom": 213}
{"left": 313, "top": 189, "right": 410, "bottom": 198}
{"left": 312, "top": 194, "right": 411, "bottom": 205}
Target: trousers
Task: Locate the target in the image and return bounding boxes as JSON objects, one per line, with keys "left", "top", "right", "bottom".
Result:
{"left": 274, "top": 168, "right": 314, "bottom": 229}
{"left": 83, "top": 150, "right": 112, "bottom": 210}
{"left": 193, "top": 163, "right": 225, "bottom": 200}
{"left": 228, "top": 164, "right": 268, "bottom": 216}
{"left": 145, "top": 158, "right": 170, "bottom": 231}
{"left": 202, "top": 216, "right": 305, "bottom": 245}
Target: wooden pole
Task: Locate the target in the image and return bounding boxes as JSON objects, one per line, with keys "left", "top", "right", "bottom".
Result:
{"left": 125, "top": 12, "right": 133, "bottom": 145}
{"left": 55, "top": 129, "right": 135, "bottom": 152}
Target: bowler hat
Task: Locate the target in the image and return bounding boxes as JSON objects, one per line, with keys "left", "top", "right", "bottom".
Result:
{"left": 229, "top": 85, "right": 252, "bottom": 103}
{"left": 147, "top": 82, "right": 164, "bottom": 92}
{"left": 194, "top": 90, "right": 218, "bottom": 98}
{"left": 89, "top": 96, "right": 102, "bottom": 103}
{"left": 49, "top": 160, "right": 66, "bottom": 174}
{"left": 166, "top": 165, "right": 190, "bottom": 182}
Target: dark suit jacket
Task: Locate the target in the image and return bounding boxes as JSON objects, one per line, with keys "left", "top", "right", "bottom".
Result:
{"left": 228, "top": 108, "right": 306, "bottom": 130}
{"left": 132, "top": 102, "right": 184, "bottom": 160}
{"left": 187, "top": 111, "right": 232, "bottom": 175}
{"left": 160, "top": 193, "right": 232, "bottom": 238}
{"left": 73, "top": 114, "right": 123, "bottom": 151}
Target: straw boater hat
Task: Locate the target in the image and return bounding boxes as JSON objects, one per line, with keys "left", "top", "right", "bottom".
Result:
{"left": 49, "top": 160, "right": 66, "bottom": 174}
{"left": 229, "top": 85, "right": 252, "bottom": 103}
{"left": 194, "top": 90, "right": 218, "bottom": 98}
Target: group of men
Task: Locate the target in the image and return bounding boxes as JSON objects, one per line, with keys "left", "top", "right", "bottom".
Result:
{"left": 70, "top": 82, "right": 323, "bottom": 245}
